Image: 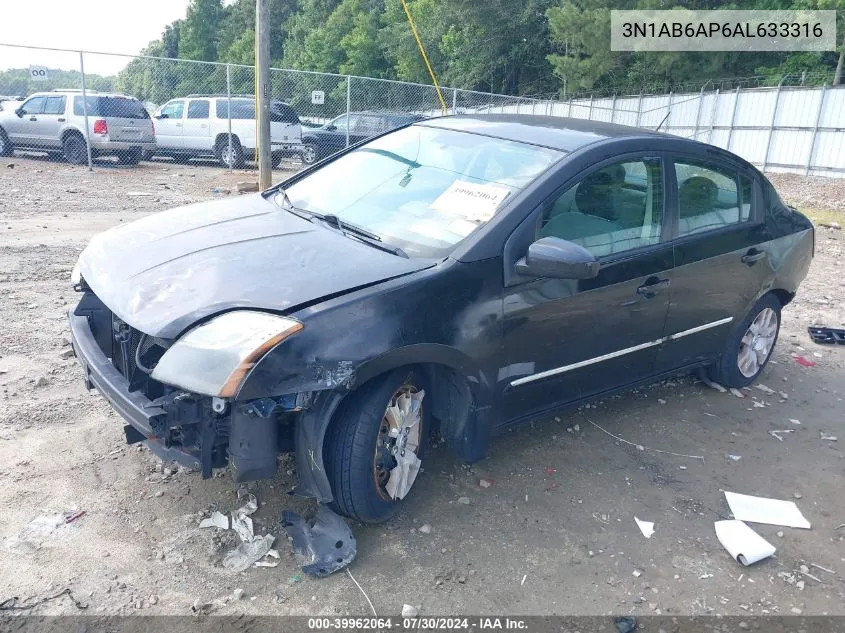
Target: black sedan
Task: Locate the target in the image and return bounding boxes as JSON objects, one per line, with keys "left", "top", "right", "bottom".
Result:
{"left": 69, "top": 115, "right": 813, "bottom": 524}
{"left": 300, "top": 110, "right": 425, "bottom": 165}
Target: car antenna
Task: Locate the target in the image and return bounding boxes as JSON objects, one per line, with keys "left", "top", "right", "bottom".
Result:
{"left": 655, "top": 111, "right": 670, "bottom": 132}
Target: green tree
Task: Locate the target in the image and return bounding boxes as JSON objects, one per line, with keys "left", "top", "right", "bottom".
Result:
{"left": 179, "top": 0, "right": 225, "bottom": 61}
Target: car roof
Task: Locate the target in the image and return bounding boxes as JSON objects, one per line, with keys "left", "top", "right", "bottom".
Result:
{"left": 416, "top": 114, "right": 665, "bottom": 153}
{"left": 32, "top": 91, "right": 139, "bottom": 100}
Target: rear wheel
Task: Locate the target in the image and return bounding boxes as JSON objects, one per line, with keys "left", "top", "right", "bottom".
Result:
{"left": 325, "top": 368, "right": 429, "bottom": 523}
{"left": 216, "top": 135, "right": 244, "bottom": 168}
{"left": 707, "top": 293, "right": 781, "bottom": 388}
{"left": 62, "top": 133, "right": 87, "bottom": 165}
{"left": 0, "top": 128, "right": 12, "bottom": 157}
{"left": 116, "top": 148, "right": 141, "bottom": 165}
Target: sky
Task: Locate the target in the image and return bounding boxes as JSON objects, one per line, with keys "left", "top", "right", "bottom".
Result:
{"left": 0, "top": 0, "right": 192, "bottom": 75}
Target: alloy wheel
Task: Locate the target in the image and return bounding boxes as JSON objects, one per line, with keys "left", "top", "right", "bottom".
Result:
{"left": 737, "top": 307, "right": 778, "bottom": 378}
{"left": 373, "top": 385, "right": 424, "bottom": 501}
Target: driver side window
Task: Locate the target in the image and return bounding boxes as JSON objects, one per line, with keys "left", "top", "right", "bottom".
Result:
{"left": 20, "top": 96, "right": 45, "bottom": 115}
{"left": 159, "top": 101, "right": 184, "bottom": 120}
{"left": 537, "top": 158, "right": 664, "bottom": 258}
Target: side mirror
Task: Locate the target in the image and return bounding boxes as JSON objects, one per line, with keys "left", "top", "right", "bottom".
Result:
{"left": 325, "top": 124, "right": 337, "bottom": 131}
{"left": 15, "top": 108, "right": 23, "bottom": 118}
{"left": 515, "top": 236, "right": 599, "bottom": 279}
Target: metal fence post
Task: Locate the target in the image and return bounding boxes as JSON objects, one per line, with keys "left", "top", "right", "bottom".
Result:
{"left": 78, "top": 51, "right": 93, "bottom": 171}
{"left": 805, "top": 83, "right": 827, "bottom": 176}
{"left": 665, "top": 91, "right": 673, "bottom": 130}
{"left": 226, "top": 63, "right": 233, "bottom": 172}
{"left": 610, "top": 94, "right": 617, "bottom": 123}
{"left": 725, "top": 86, "right": 741, "bottom": 151}
{"left": 635, "top": 93, "right": 643, "bottom": 127}
{"left": 546, "top": 99, "right": 552, "bottom": 116}
{"left": 345, "top": 75, "right": 351, "bottom": 148}
{"left": 692, "top": 85, "right": 706, "bottom": 140}
{"left": 761, "top": 79, "right": 784, "bottom": 172}
{"left": 587, "top": 94, "right": 594, "bottom": 120}
{"left": 707, "top": 88, "right": 720, "bottom": 144}
{"left": 452, "top": 87, "right": 457, "bottom": 115}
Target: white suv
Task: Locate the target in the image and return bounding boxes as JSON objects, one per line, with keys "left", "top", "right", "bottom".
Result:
{"left": 0, "top": 89, "right": 155, "bottom": 165}
{"left": 153, "top": 95, "right": 302, "bottom": 168}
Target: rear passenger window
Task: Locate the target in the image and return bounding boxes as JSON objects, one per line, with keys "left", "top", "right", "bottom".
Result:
{"left": 675, "top": 161, "right": 749, "bottom": 236}
{"left": 187, "top": 100, "right": 209, "bottom": 119}
{"left": 538, "top": 158, "right": 664, "bottom": 258}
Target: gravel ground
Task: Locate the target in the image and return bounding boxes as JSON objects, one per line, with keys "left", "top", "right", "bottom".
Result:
{"left": 0, "top": 155, "right": 843, "bottom": 618}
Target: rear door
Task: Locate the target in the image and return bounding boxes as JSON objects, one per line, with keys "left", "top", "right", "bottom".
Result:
{"left": 6, "top": 95, "right": 45, "bottom": 146}
{"left": 656, "top": 157, "right": 771, "bottom": 371}
{"left": 153, "top": 100, "right": 185, "bottom": 150}
{"left": 500, "top": 155, "right": 672, "bottom": 421}
{"left": 182, "top": 99, "right": 211, "bottom": 151}
{"left": 102, "top": 97, "right": 153, "bottom": 144}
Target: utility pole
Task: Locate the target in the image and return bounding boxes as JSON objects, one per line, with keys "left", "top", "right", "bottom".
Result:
{"left": 255, "top": 0, "right": 271, "bottom": 189}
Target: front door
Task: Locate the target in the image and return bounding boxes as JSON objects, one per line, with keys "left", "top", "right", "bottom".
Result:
{"left": 34, "top": 95, "right": 66, "bottom": 149}
{"left": 6, "top": 95, "right": 44, "bottom": 146}
{"left": 500, "top": 156, "right": 672, "bottom": 422}
{"left": 657, "top": 158, "right": 772, "bottom": 371}
{"left": 154, "top": 100, "right": 185, "bottom": 150}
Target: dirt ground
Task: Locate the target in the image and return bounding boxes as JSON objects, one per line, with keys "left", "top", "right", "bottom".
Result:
{"left": 0, "top": 154, "right": 843, "bottom": 618}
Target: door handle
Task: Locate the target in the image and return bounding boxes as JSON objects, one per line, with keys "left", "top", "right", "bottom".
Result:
{"left": 29, "top": 116, "right": 37, "bottom": 121}
{"left": 636, "top": 277, "right": 670, "bottom": 298}
{"left": 741, "top": 249, "right": 766, "bottom": 265}
{"left": 57, "top": 117, "right": 65, "bottom": 122}
{"left": 175, "top": 123, "right": 182, "bottom": 127}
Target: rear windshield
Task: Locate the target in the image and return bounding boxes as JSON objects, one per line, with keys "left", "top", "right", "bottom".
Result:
{"left": 215, "top": 99, "right": 299, "bottom": 123}
{"left": 73, "top": 96, "right": 149, "bottom": 119}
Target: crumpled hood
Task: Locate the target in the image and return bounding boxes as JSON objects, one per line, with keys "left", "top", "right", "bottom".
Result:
{"left": 77, "top": 194, "right": 432, "bottom": 338}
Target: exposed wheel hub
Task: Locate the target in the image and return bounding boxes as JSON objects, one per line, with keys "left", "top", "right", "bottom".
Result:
{"left": 374, "top": 386, "right": 424, "bottom": 501}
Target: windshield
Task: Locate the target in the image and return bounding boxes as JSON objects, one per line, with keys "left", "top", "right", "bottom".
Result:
{"left": 283, "top": 125, "right": 562, "bottom": 258}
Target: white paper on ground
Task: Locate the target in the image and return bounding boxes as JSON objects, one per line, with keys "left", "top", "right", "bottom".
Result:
{"left": 634, "top": 516, "right": 655, "bottom": 538}
{"left": 715, "top": 520, "right": 776, "bottom": 566}
{"left": 724, "top": 491, "right": 811, "bottom": 529}
{"left": 198, "top": 511, "right": 229, "bottom": 530}
{"left": 430, "top": 180, "right": 511, "bottom": 222}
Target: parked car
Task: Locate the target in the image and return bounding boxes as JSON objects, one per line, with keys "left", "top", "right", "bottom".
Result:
{"left": 68, "top": 115, "right": 813, "bottom": 525}
{"left": 152, "top": 95, "right": 302, "bottom": 168}
{"left": 301, "top": 110, "right": 425, "bottom": 164}
{"left": 0, "top": 90, "right": 155, "bottom": 165}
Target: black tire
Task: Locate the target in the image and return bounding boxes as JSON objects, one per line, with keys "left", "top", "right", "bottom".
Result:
{"left": 215, "top": 135, "right": 244, "bottom": 168}
{"left": 0, "top": 128, "right": 12, "bottom": 157}
{"left": 62, "top": 133, "right": 87, "bottom": 165}
{"left": 324, "top": 368, "right": 430, "bottom": 523}
{"left": 116, "top": 148, "right": 141, "bottom": 165}
{"left": 707, "top": 293, "right": 782, "bottom": 389}
{"left": 301, "top": 142, "right": 319, "bottom": 165}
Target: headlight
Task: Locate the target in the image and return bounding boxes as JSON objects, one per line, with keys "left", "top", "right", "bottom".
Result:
{"left": 151, "top": 311, "right": 302, "bottom": 398}
{"left": 71, "top": 260, "right": 81, "bottom": 285}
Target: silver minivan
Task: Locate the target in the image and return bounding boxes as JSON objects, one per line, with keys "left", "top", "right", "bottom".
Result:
{"left": 0, "top": 90, "right": 155, "bottom": 165}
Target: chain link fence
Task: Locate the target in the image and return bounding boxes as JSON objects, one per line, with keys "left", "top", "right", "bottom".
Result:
{"left": 0, "top": 43, "right": 541, "bottom": 172}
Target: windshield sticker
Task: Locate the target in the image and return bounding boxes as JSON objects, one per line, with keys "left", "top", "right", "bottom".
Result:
{"left": 430, "top": 180, "right": 511, "bottom": 222}
{"left": 446, "top": 218, "right": 478, "bottom": 237}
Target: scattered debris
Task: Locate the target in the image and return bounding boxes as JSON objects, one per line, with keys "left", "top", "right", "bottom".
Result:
{"left": 34, "top": 376, "right": 48, "bottom": 388}
{"left": 346, "top": 568, "right": 377, "bottom": 616}
{"left": 588, "top": 420, "right": 705, "bottom": 461}
{"left": 0, "top": 588, "right": 87, "bottom": 611}
{"left": 236, "top": 181, "right": 259, "bottom": 193}
{"left": 820, "top": 432, "right": 838, "bottom": 441}
{"left": 126, "top": 191, "right": 153, "bottom": 197}
{"left": 728, "top": 454, "right": 742, "bottom": 461}
{"left": 418, "top": 524, "right": 432, "bottom": 534}
{"left": 544, "top": 467, "right": 556, "bottom": 476}
{"left": 198, "top": 491, "right": 278, "bottom": 572}
{"left": 789, "top": 419, "right": 801, "bottom": 425}
{"left": 808, "top": 326, "right": 845, "bottom": 345}
{"left": 457, "top": 496, "right": 471, "bottom": 505}
{"left": 520, "top": 574, "right": 527, "bottom": 586}
{"left": 233, "top": 588, "right": 245, "bottom": 600}
{"left": 715, "top": 520, "right": 776, "bottom": 566}
{"left": 632, "top": 569, "right": 643, "bottom": 578}
{"left": 729, "top": 388, "right": 745, "bottom": 398}
{"left": 64, "top": 510, "right": 86, "bottom": 524}
{"left": 479, "top": 478, "right": 493, "bottom": 488}
{"left": 811, "top": 563, "right": 836, "bottom": 575}
{"left": 613, "top": 615, "right": 638, "bottom": 633}
{"left": 724, "top": 491, "right": 811, "bottom": 529}
{"left": 697, "top": 370, "right": 726, "bottom": 392}
{"left": 402, "top": 604, "right": 418, "bottom": 618}
{"left": 818, "top": 221, "right": 841, "bottom": 230}
{"left": 634, "top": 517, "right": 655, "bottom": 539}
{"left": 58, "top": 348, "right": 75, "bottom": 360}
{"left": 755, "top": 384, "right": 776, "bottom": 394}
{"left": 769, "top": 429, "right": 795, "bottom": 442}
{"left": 282, "top": 506, "right": 357, "bottom": 577}
{"left": 793, "top": 355, "right": 816, "bottom": 367}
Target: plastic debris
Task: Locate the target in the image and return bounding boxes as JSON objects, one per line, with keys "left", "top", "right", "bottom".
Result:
{"left": 729, "top": 388, "right": 745, "bottom": 398}
{"left": 755, "top": 384, "right": 776, "bottom": 394}
{"left": 697, "top": 371, "right": 726, "bottom": 393}
{"left": 724, "top": 491, "right": 811, "bottom": 529}
{"left": 402, "top": 604, "right": 419, "bottom": 618}
{"left": 198, "top": 490, "right": 278, "bottom": 572}
{"left": 808, "top": 326, "right": 845, "bottom": 345}
{"left": 769, "top": 429, "right": 795, "bottom": 441}
{"left": 282, "top": 505, "right": 357, "bottom": 578}
{"left": 793, "top": 355, "right": 816, "bottom": 367}
{"left": 715, "top": 520, "right": 776, "bottom": 566}
{"left": 821, "top": 432, "right": 838, "bottom": 441}
{"left": 728, "top": 454, "right": 742, "bottom": 461}
{"left": 614, "top": 616, "right": 638, "bottom": 633}
{"left": 634, "top": 517, "right": 655, "bottom": 539}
